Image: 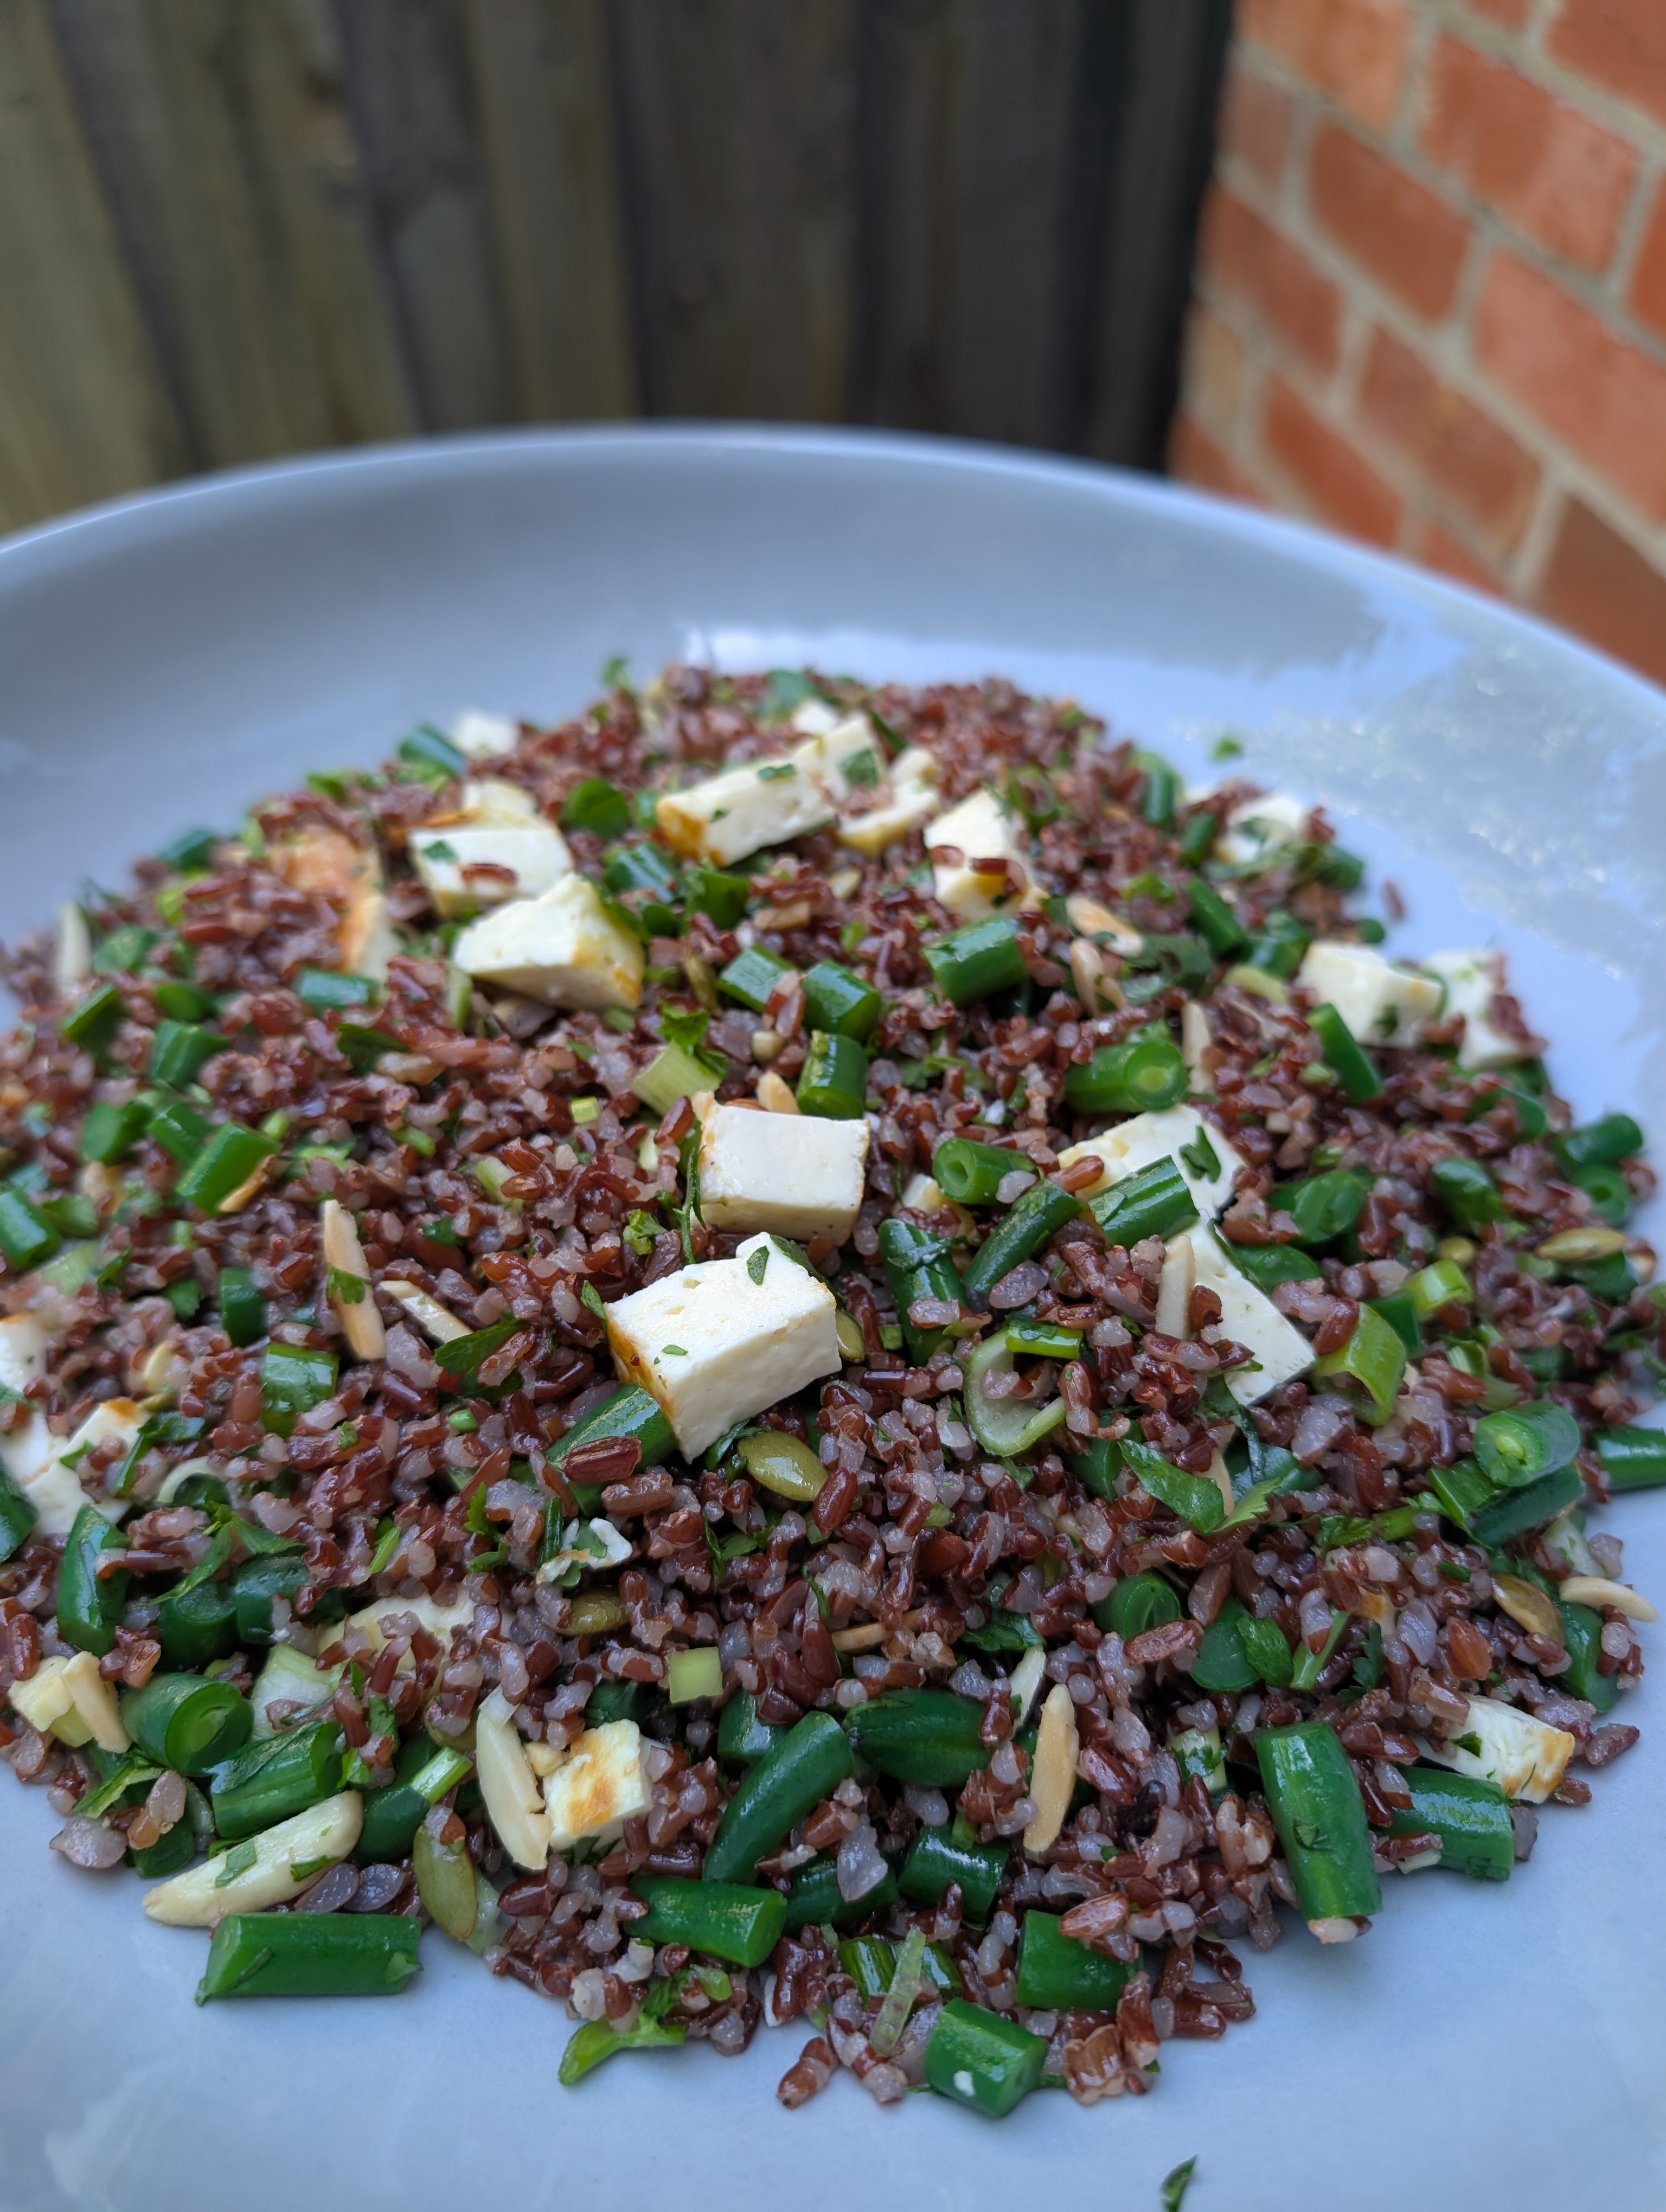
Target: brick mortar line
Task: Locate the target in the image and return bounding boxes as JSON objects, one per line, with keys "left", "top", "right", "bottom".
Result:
{"left": 1419, "top": 3, "right": 1666, "bottom": 159}
{"left": 1240, "top": 16, "right": 1666, "bottom": 172}
{"left": 1188, "top": 240, "right": 1666, "bottom": 597}
{"left": 1231, "top": 52, "right": 1666, "bottom": 355}
{"left": 1214, "top": 149, "right": 1666, "bottom": 542}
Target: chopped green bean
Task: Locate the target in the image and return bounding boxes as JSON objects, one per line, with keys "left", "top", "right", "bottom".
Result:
{"left": 923, "top": 917, "right": 1027, "bottom": 1008}
{"left": 842, "top": 1688, "right": 989, "bottom": 1786}
{"left": 802, "top": 961, "right": 881, "bottom": 1043}
{"left": 1062, "top": 1030, "right": 1188, "bottom": 1115}
{"left": 702, "top": 1711, "right": 854, "bottom": 1884}
{"left": 56, "top": 1506, "right": 129, "bottom": 1656}
{"left": 1255, "top": 1721, "right": 1381, "bottom": 1926}
{"left": 1307, "top": 1002, "right": 1381, "bottom": 1103}
{"left": 960, "top": 1180, "right": 1080, "bottom": 1309}
{"left": 1014, "top": 1911, "right": 1138, "bottom": 2009}
{"left": 924, "top": 1999, "right": 1047, "bottom": 2117}
{"left": 197, "top": 1913, "right": 421, "bottom": 2001}
{"left": 796, "top": 1030, "right": 868, "bottom": 1119}
{"left": 932, "top": 1137, "right": 1022, "bottom": 1206}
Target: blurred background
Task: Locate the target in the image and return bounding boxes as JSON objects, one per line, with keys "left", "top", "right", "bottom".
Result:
{"left": 2, "top": 0, "right": 1663, "bottom": 689}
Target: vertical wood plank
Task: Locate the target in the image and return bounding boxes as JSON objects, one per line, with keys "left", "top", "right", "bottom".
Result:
{"left": 1083, "top": 0, "right": 1232, "bottom": 467}
{"left": 0, "top": 0, "right": 182, "bottom": 530}
{"left": 611, "top": 0, "right": 858, "bottom": 421}
{"left": 463, "top": 0, "right": 636, "bottom": 420}
{"left": 853, "top": 0, "right": 1087, "bottom": 449}
{"left": 336, "top": 0, "right": 515, "bottom": 432}
{"left": 49, "top": 0, "right": 415, "bottom": 466}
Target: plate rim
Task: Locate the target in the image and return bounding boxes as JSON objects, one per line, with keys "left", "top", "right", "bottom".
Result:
{"left": 2, "top": 420, "right": 1662, "bottom": 719}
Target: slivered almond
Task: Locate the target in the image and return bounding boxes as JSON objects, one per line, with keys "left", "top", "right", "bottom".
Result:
{"left": 1154, "top": 1237, "right": 1195, "bottom": 1338}
{"left": 831, "top": 1623, "right": 889, "bottom": 1652}
{"left": 55, "top": 903, "right": 91, "bottom": 993}
{"left": 1022, "top": 1682, "right": 1079, "bottom": 1855}
{"left": 757, "top": 1071, "right": 799, "bottom": 1114}
{"left": 320, "top": 1197, "right": 387, "bottom": 1361}
{"left": 1204, "top": 1449, "right": 1233, "bottom": 1518}
{"left": 217, "top": 1158, "right": 274, "bottom": 1216}
{"left": 1181, "top": 999, "right": 1213, "bottom": 1093}
{"left": 1560, "top": 1575, "right": 1658, "bottom": 1623}
{"left": 1492, "top": 1572, "right": 1564, "bottom": 1641}
{"left": 1064, "top": 894, "right": 1143, "bottom": 954}
{"left": 382, "top": 1279, "right": 470, "bottom": 1346}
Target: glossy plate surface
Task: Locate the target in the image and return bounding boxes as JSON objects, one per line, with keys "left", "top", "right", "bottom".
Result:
{"left": 1, "top": 428, "right": 1662, "bottom": 2212}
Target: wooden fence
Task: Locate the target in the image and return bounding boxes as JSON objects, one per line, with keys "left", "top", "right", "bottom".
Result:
{"left": 0, "top": 0, "right": 1230, "bottom": 535}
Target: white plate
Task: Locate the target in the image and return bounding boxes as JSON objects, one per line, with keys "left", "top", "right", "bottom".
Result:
{"left": 1, "top": 429, "right": 1663, "bottom": 2212}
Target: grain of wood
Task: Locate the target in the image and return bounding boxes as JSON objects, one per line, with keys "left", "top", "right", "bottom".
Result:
{"left": 464, "top": 0, "right": 636, "bottom": 420}
{"left": 611, "top": 0, "right": 856, "bottom": 420}
{"left": 336, "top": 0, "right": 514, "bottom": 430}
{"left": 1085, "top": 0, "right": 1232, "bottom": 466}
{"left": 50, "top": 0, "right": 329, "bottom": 460}
{"left": 0, "top": 0, "right": 182, "bottom": 529}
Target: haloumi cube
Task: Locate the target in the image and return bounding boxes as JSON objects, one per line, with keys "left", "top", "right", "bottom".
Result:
{"left": 7, "top": 1650, "right": 129, "bottom": 1752}
{"left": 454, "top": 777, "right": 539, "bottom": 825}
{"left": 542, "top": 1718, "right": 652, "bottom": 1852}
{"left": 0, "top": 1314, "right": 47, "bottom": 1400}
{"left": 793, "top": 712, "right": 885, "bottom": 809}
{"left": 347, "top": 1591, "right": 476, "bottom": 1658}
{"left": 1058, "top": 1104, "right": 1246, "bottom": 1216}
{"left": 838, "top": 745, "right": 940, "bottom": 856}
{"left": 605, "top": 1231, "right": 841, "bottom": 1458}
{"left": 412, "top": 819, "right": 571, "bottom": 918}
{"left": 143, "top": 1792, "right": 362, "bottom": 1925}
{"left": 451, "top": 709, "right": 519, "bottom": 759}
{"left": 340, "top": 886, "right": 400, "bottom": 983}
{"left": 1184, "top": 1227, "right": 1314, "bottom": 1404}
{"left": 1298, "top": 941, "right": 1441, "bottom": 1048}
{"left": 657, "top": 755, "right": 830, "bottom": 866}
{"left": 12, "top": 1398, "right": 143, "bottom": 1536}
{"left": 453, "top": 874, "right": 643, "bottom": 1011}
{"left": 926, "top": 790, "right": 1034, "bottom": 922}
{"left": 1220, "top": 792, "right": 1311, "bottom": 866}
{"left": 476, "top": 1686, "right": 552, "bottom": 1871}
{"left": 658, "top": 716, "right": 885, "bottom": 867}
{"left": 1422, "top": 1694, "right": 1574, "bottom": 1803}
{"left": 698, "top": 1103, "right": 870, "bottom": 1243}
{"left": 1421, "top": 950, "right": 1528, "bottom": 1069}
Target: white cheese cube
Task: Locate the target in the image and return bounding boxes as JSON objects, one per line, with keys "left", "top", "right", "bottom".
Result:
{"left": 1298, "top": 940, "right": 1441, "bottom": 1048}
{"left": 1058, "top": 1104, "right": 1246, "bottom": 1217}
{"left": 838, "top": 744, "right": 940, "bottom": 857}
{"left": 339, "top": 886, "right": 400, "bottom": 983}
{"left": 1422, "top": 1694, "right": 1574, "bottom": 1803}
{"left": 793, "top": 712, "right": 886, "bottom": 808}
{"left": 605, "top": 1231, "right": 841, "bottom": 1459}
{"left": 656, "top": 754, "right": 832, "bottom": 866}
{"left": 143, "top": 1791, "right": 363, "bottom": 1925}
{"left": 926, "top": 790, "right": 1034, "bottom": 922}
{"left": 451, "top": 709, "right": 519, "bottom": 759}
{"left": 347, "top": 1592, "right": 476, "bottom": 1659}
{"left": 14, "top": 1398, "right": 143, "bottom": 1536}
{"left": 1184, "top": 1227, "right": 1314, "bottom": 1405}
{"left": 698, "top": 1103, "right": 870, "bottom": 1243}
{"left": 543, "top": 1718, "right": 653, "bottom": 1853}
{"left": 457, "top": 776, "right": 539, "bottom": 825}
{"left": 1220, "top": 792, "right": 1311, "bottom": 865}
{"left": 1421, "top": 950, "right": 1529, "bottom": 1069}
{"left": 453, "top": 874, "right": 643, "bottom": 1011}
{"left": 412, "top": 823, "right": 571, "bottom": 918}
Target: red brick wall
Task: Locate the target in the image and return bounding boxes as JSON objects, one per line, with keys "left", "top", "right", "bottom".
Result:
{"left": 1172, "top": 0, "right": 1666, "bottom": 690}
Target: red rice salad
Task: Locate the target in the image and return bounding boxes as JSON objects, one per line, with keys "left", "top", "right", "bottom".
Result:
{"left": 1, "top": 665, "right": 1659, "bottom": 2114}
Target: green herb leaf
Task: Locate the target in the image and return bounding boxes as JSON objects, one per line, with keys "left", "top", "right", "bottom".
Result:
{"left": 579, "top": 1282, "right": 607, "bottom": 1323}
{"left": 326, "top": 1266, "right": 367, "bottom": 1306}
{"left": 755, "top": 762, "right": 797, "bottom": 782}
{"left": 1162, "top": 2159, "right": 1199, "bottom": 2212}
{"left": 215, "top": 1840, "right": 258, "bottom": 1887}
{"left": 433, "top": 1319, "right": 521, "bottom": 1378}
{"left": 421, "top": 840, "right": 459, "bottom": 864}
{"left": 747, "top": 1246, "right": 768, "bottom": 1285}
